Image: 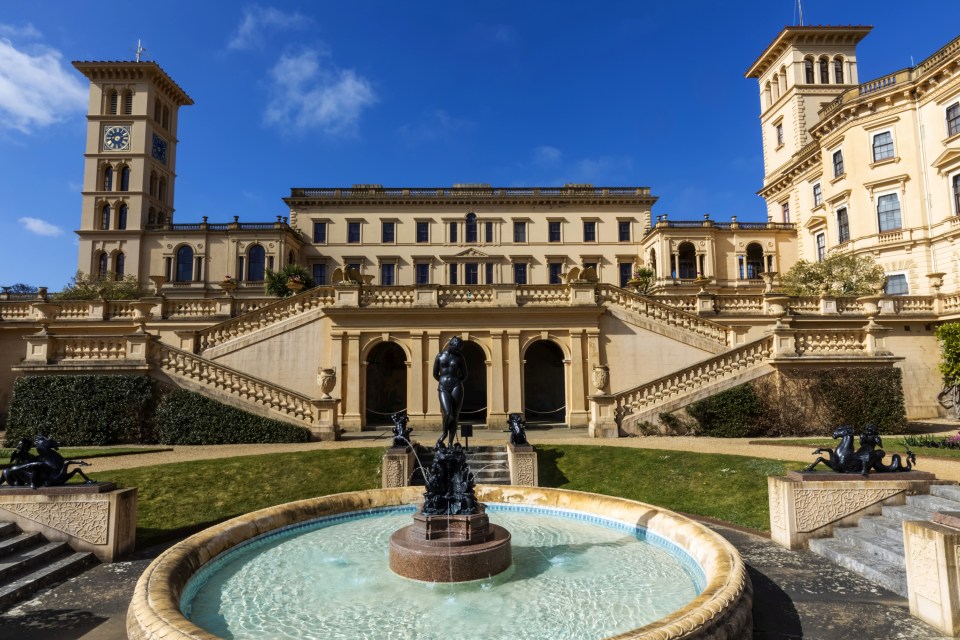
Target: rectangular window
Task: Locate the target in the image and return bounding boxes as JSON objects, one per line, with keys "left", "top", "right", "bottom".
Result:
{"left": 465, "top": 263, "right": 479, "bottom": 285}
{"left": 380, "top": 263, "right": 395, "bottom": 286}
{"left": 804, "top": 59, "right": 814, "bottom": 84}
{"left": 837, "top": 206, "right": 850, "bottom": 243}
{"left": 832, "top": 149, "right": 844, "bottom": 177}
{"left": 548, "top": 221, "right": 561, "bottom": 243}
{"left": 513, "top": 263, "right": 527, "bottom": 285}
{"left": 834, "top": 59, "right": 844, "bottom": 84}
{"left": 775, "top": 123, "right": 784, "bottom": 146}
{"left": 381, "top": 221, "right": 395, "bottom": 243}
{"left": 781, "top": 202, "right": 790, "bottom": 223}
{"left": 618, "top": 221, "right": 630, "bottom": 242}
{"left": 465, "top": 219, "right": 478, "bottom": 243}
{"left": 312, "top": 263, "right": 327, "bottom": 285}
{"left": 416, "top": 221, "right": 429, "bottom": 243}
{"left": 885, "top": 273, "right": 908, "bottom": 296}
{"left": 618, "top": 263, "right": 632, "bottom": 288}
{"left": 548, "top": 263, "right": 563, "bottom": 284}
{"left": 347, "top": 222, "right": 361, "bottom": 243}
{"left": 449, "top": 263, "right": 458, "bottom": 285}
{"left": 954, "top": 174, "right": 960, "bottom": 215}
{"left": 948, "top": 103, "right": 960, "bottom": 137}
{"left": 313, "top": 221, "right": 327, "bottom": 244}
{"left": 449, "top": 222, "right": 458, "bottom": 243}
{"left": 513, "top": 221, "right": 526, "bottom": 243}
{"left": 484, "top": 221, "right": 494, "bottom": 242}
{"left": 815, "top": 232, "right": 826, "bottom": 262}
{"left": 877, "top": 194, "right": 902, "bottom": 232}
{"left": 813, "top": 183, "right": 822, "bottom": 207}
{"left": 583, "top": 221, "right": 596, "bottom": 242}
{"left": 415, "top": 263, "right": 430, "bottom": 285}
{"left": 819, "top": 58, "right": 829, "bottom": 84}
{"left": 872, "top": 131, "right": 894, "bottom": 162}
{"left": 485, "top": 262, "right": 494, "bottom": 284}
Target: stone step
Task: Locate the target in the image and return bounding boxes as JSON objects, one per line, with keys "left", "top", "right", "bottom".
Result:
{"left": 0, "top": 532, "right": 43, "bottom": 559}
{"left": 880, "top": 504, "right": 932, "bottom": 523}
{"left": 833, "top": 526, "right": 905, "bottom": 567}
{"left": 807, "top": 538, "right": 907, "bottom": 597}
{"left": 0, "top": 541, "right": 71, "bottom": 583}
{"left": 858, "top": 515, "right": 905, "bottom": 543}
{"left": 930, "top": 484, "right": 960, "bottom": 503}
{"left": 907, "top": 494, "right": 960, "bottom": 514}
{"left": 0, "top": 523, "right": 16, "bottom": 538}
{"left": 0, "top": 550, "right": 97, "bottom": 612}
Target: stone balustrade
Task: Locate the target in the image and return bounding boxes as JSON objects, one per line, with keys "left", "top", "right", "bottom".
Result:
{"left": 793, "top": 329, "right": 867, "bottom": 356}
{"left": 516, "top": 284, "right": 570, "bottom": 306}
{"left": 598, "top": 285, "right": 732, "bottom": 347}
{"left": 56, "top": 336, "right": 128, "bottom": 360}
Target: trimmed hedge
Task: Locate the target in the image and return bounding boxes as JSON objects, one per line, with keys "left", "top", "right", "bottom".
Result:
{"left": 686, "top": 384, "right": 764, "bottom": 438}
{"left": 154, "top": 390, "right": 311, "bottom": 444}
{"left": 5, "top": 375, "right": 154, "bottom": 446}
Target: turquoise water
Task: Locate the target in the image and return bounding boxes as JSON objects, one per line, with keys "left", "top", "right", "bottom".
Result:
{"left": 182, "top": 505, "right": 704, "bottom": 640}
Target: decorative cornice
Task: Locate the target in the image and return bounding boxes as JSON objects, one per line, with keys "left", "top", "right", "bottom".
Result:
{"left": 72, "top": 61, "right": 194, "bottom": 106}
{"left": 745, "top": 26, "right": 872, "bottom": 79}
{"left": 284, "top": 186, "right": 657, "bottom": 208}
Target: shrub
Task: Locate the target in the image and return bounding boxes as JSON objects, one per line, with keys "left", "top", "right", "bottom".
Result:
{"left": 54, "top": 271, "right": 145, "bottom": 300}
{"left": 686, "top": 384, "right": 764, "bottom": 438}
{"left": 154, "top": 390, "right": 311, "bottom": 444}
{"left": 5, "top": 375, "right": 154, "bottom": 446}
{"left": 265, "top": 264, "right": 314, "bottom": 298}
{"left": 780, "top": 253, "right": 886, "bottom": 297}
{"left": 935, "top": 323, "right": 960, "bottom": 387}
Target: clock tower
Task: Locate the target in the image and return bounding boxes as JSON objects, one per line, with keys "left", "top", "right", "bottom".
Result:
{"left": 72, "top": 60, "right": 193, "bottom": 280}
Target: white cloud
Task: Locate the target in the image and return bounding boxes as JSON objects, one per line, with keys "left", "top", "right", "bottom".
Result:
{"left": 532, "top": 145, "right": 562, "bottom": 167}
{"left": 19, "top": 217, "right": 63, "bottom": 236}
{"left": 264, "top": 49, "right": 376, "bottom": 135}
{"left": 0, "top": 28, "right": 87, "bottom": 133}
{"left": 399, "top": 109, "right": 473, "bottom": 143}
{"left": 514, "top": 146, "right": 634, "bottom": 185}
{"left": 0, "top": 23, "right": 42, "bottom": 40}
{"left": 227, "top": 6, "right": 307, "bottom": 51}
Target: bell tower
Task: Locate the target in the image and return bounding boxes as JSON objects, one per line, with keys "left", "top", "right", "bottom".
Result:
{"left": 72, "top": 59, "right": 193, "bottom": 280}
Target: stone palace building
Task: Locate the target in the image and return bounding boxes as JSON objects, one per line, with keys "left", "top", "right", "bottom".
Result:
{"left": 1, "top": 25, "right": 959, "bottom": 438}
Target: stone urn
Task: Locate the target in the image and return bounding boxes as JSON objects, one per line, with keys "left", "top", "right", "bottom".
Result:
{"left": 149, "top": 275, "right": 167, "bottom": 296}
{"left": 130, "top": 301, "right": 156, "bottom": 334}
{"left": 288, "top": 279, "right": 305, "bottom": 294}
{"left": 219, "top": 278, "right": 238, "bottom": 294}
{"left": 760, "top": 271, "right": 778, "bottom": 294}
{"left": 317, "top": 367, "right": 337, "bottom": 399}
{"left": 694, "top": 276, "right": 711, "bottom": 294}
{"left": 31, "top": 302, "right": 60, "bottom": 334}
{"left": 591, "top": 365, "right": 609, "bottom": 393}
{"left": 856, "top": 294, "right": 884, "bottom": 318}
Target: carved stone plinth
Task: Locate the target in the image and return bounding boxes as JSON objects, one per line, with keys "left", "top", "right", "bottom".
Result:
{"left": 903, "top": 519, "right": 960, "bottom": 636}
{"left": 310, "top": 397, "right": 340, "bottom": 441}
{"left": 769, "top": 472, "right": 937, "bottom": 550}
{"left": 389, "top": 504, "right": 512, "bottom": 582}
{"left": 0, "top": 485, "right": 136, "bottom": 561}
{"left": 507, "top": 443, "right": 538, "bottom": 486}
{"left": 382, "top": 447, "right": 415, "bottom": 488}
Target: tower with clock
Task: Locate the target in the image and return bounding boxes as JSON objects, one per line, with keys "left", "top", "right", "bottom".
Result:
{"left": 72, "top": 59, "right": 193, "bottom": 281}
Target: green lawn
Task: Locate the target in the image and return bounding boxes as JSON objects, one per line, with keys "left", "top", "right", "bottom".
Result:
{"left": 103, "top": 445, "right": 802, "bottom": 548}
{"left": 0, "top": 446, "right": 172, "bottom": 468}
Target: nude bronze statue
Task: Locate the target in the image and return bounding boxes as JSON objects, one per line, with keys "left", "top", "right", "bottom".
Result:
{"left": 433, "top": 336, "right": 467, "bottom": 448}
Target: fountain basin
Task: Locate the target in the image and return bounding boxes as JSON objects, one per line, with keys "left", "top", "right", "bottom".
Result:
{"left": 127, "top": 486, "right": 752, "bottom": 639}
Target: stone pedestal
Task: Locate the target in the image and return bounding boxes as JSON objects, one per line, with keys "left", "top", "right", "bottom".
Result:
{"left": 904, "top": 519, "right": 960, "bottom": 636}
{"left": 0, "top": 484, "right": 136, "bottom": 561}
{"left": 768, "top": 471, "right": 936, "bottom": 550}
{"left": 587, "top": 394, "right": 619, "bottom": 438}
{"left": 389, "top": 504, "right": 512, "bottom": 582}
{"left": 507, "top": 443, "right": 538, "bottom": 486}
{"left": 382, "top": 447, "right": 416, "bottom": 488}
{"left": 310, "top": 397, "right": 341, "bottom": 441}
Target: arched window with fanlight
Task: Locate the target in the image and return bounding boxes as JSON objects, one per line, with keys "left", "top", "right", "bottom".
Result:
{"left": 247, "top": 244, "right": 266, "bottom": 281}
{"left": 746, "top": 243, "right": 765, "bottom": 279}
{"left": 98, "top": 252, "right": 109, "bottom": 279}
{"left": 119, "top": 166, "right": 130, "bottom": 192}
{"left": 102, "top": 166, "right": 113, "bottom": 191}
{"left": 819, "top": 57, "right": 830, "bottom": 84}
{"left": 175, "top": 246, "right": 194, "bottom": 282}
{"left": 101, "top": 204, "right": 111, "bottom": 230}
{"left": 115, "top": 252, "right": 125, "bottom": 278}
{"left": 108, "top": 90, "right": 119, "bottom": 115}
{"left": 834, "top": 57, "right": 844, "bottom": 84}
{"left": 117, "top": 204, "right": 128, "bottom": 230}
{"left": 123, "top": 91, "right": 133, "bottom": 115}
{"left": 465, "top": 212, "right": 478, "bottom": 243}
{"left": 675, "top": 242, "right": 697, "bottom": 279}
{"left": 804, "top": 58, "right": 815, "bottom": 84}
{"left": 649, "top": 248, "right": 657, "bottom": 276}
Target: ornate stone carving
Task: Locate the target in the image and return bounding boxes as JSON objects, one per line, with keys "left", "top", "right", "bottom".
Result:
{"left": 769, "top": 482, "right": 785, "bottom": 531}
{"left": 591, "top": 365, "right": 609, "bottom": 392}
{"left": 0, "top": 500, "right": 109, "bottom": 544}
{"left": 516, "top": 457, "right": 535, "bottom": 486}
{"left": 384, "top": 459, "right": 404, "bottom": 488}
{"left": 317, "top": 367, "right": 337, "bottom": 399}
{"left": 910, "top": 535, "right": 940, "bottom": 603}
{"left": 793, "top": 487, "right": 901, "bottom": 533}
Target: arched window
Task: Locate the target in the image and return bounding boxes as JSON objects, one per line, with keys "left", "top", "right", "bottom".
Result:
{"left": 764, "top": 81, "right": 772, "bottom": 108}
{"left": 98, "top": 252, "right": 109, "bottom": 278}
{"left": 465, "top": 212, "right": 478, "bottom": 243}
{"left": 115, "top": 252, "right": 125, "bottom": 278}
{"left": 779, "top": 66, "right": 787, "bottom": 93}
{"left": 288, "top": 250, "right": 295, "bottom": 265}
{"left": 119, "top": 166, "right": 130, "bottom": 191}
{"left": 771, "top": 73, "right": 780, "bottom": 100}
{"left": 148, "top": 208, "right": 156, "bottom": 225}
{"left": 108, "top": 90, "right": 118, "bottom": 115}
{"left": 248, "top": 245, "right": 266, "bottom": 281}
{"left": 158, "top": 177, "right": 167, "bottom": 204}
{"left": 746, "top": 243, "right": 765, "bottom": 279}
{"left": 649, "top": 248, "right": 657, "bottom": 276}
{"left": 834, "top": 58, "right": 844, "bottom": 84}
{"left": 118, "top": 204, "right": 128, "bottom": 230}
{"left": 102, "top": 166, "right": 113, "bottom": 191}
{"left": 149, "top": 172, "right": 158, "bottom": 197}
{"left": 819, "top": 58, "right": 830, "bottom": 84}
{"left": 804, "top": 58, "right": 815, "bottom": 84}
{"left": 162, "top": 105, "right": 170, "bottom": 130}
{"left": 101, "top": 204, "right": 111, "bottom": 230}
{"left": 123, "top": 91, "right": 133, "bottom": 115}
{"left": 175, "top": 246, "right": 194, "bottom": 282}
{"left": 676, "top": 242, "right": 697, "bottom": 279}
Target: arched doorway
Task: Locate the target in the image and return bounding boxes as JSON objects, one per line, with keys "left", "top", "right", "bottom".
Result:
{"left": 365, "top": 342, "right": 407, "bottom": 426}
{"left": 523, "top": 340, "right": 566, "bottom": 424}
{"left": 676, "top": 242, "right": 697, "bottom": 279}
{"left": 460, "top": 341, "right": 487, "bottom": 424}
{"left": 746, "top": 243, "right": 765, "bottom": 279}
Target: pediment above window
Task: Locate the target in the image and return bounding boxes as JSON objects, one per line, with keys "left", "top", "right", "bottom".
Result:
{"left": 932, "top": 147, "right": 960, "bottom": 175}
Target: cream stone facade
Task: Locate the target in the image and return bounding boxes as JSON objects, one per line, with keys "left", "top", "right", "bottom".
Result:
{"left": 1, "top": 26, "right": 958, "bottom": 436}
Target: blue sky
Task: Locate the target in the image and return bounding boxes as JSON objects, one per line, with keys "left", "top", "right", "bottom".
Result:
{"left": 1, "top": 1, "right": 958, "bottom": 289}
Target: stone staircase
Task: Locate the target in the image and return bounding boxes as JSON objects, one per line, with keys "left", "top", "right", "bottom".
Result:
{"left": 808, "top": 484, "right": 960, "bottom": 597}
{"left": 0, "top": 520, "right": 97, "bottom": 611}
{"left": 410, "top": 445, "right": 512, "bottom": 485}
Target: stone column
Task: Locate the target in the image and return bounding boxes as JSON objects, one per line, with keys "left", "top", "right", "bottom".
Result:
{"left": 488, "top": 331, "right": 507, "bottom": 426}
{"left": 408, "top": 331, "right": 426, "bottom": 426}
{"left": 342, "top": 331, "right": 362, "bottom": 430}
{"left": 568, "top": 329, "right": 589, "bottom": 426}
{"left": 506, "top": 330, "right": 523, "bottom": 415}
{"left": 426, "top": 331, "right": 441, "bottom": 423}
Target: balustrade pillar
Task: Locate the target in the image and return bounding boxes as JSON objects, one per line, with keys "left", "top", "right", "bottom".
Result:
{"left": 310, "top": 398, "right": 341, "bottom": 441}
{"left": 568, "top": 282, "right": 597, "bottom": 306}
{"left": 88, "top": 299, "right": 106, "bottom": 321}
{"left": 490, "top": 283, "right": 518, "bottom": 307}
{"left": 124, "top": 334, "right": 151, "bottom": 362}
{"left": 770, "top": 318, "right": 798, "bottom": 358}
{"left": 863, "top": 319, "right": 892, "bottom": 356}
{"left": 587, "top": 394, "right": 618, "bottom": 438}
{"left": 334, "top": 284, "right": 361, "bottom": 308}
{"left": 819, "top": 294, "right": 839, "bottom": 315}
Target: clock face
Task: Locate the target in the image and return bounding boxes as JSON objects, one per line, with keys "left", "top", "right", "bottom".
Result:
{"left": 103, "top": 126, "right": 131, "bottom": 151}
{"left": 152, "top": 133, "right": 168, "bottom": 164}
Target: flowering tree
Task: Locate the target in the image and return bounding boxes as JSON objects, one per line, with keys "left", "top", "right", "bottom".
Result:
{"left": 780, "top": 253, "right": 886, "bottom": 297}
